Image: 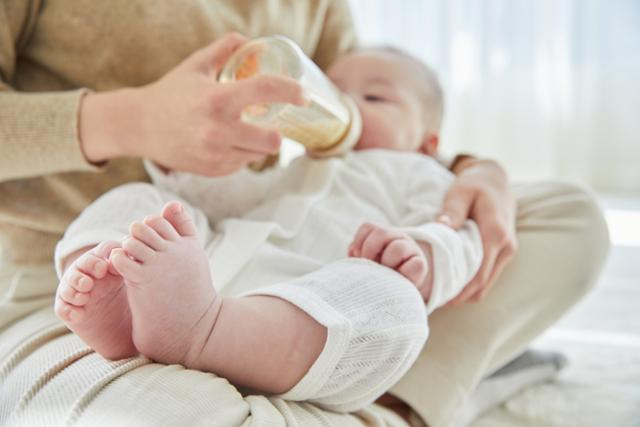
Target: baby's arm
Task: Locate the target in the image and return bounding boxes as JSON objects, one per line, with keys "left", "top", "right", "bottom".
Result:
{"left": 397, "top": 157, "right": 483, "bottom": 313}
{"left": 349, "top": 219, "right": 481, "bottom": 313}
{"left": 397, "top": 220, "right": 482, "bottom": 313}
{"left": 349, "top": 154, "right": 483, "bottom": 313}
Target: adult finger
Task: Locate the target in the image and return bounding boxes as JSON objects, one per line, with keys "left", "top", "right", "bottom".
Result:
{"left": 226, "top": 74, "right": 306, "bottom": 116}
{"left": 191, "top": 32, "right": 249, "bottom": 75}
{"left": 230, "top": 146, "right": 270, "bottom": 167}
{"left": 445, "top": 280, "right": 480, "bottom": 307}
{"left": 467, "top": 217, "right": 517, "bottom": 300}
{"left": 232, "top": 122, "right": 282, "bottom": 154}
{"left": 446, "top": 242, "right": 500, "bottom": 306}
{"left": 437, "top": 184, "right": 476, "bottom": 230}
{"left": 470, "top": 242, "right": 517, "bottom": 302}
{"left": 199, "top": 152, "right": 259, "bottom": 176}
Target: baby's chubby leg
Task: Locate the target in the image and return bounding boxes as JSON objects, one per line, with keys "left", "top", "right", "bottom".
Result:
{"left": 113, "top": 202, "right": 428, "bottom": 410}
{"left": 111, "top": 202, "right": 327, "bottom": 394}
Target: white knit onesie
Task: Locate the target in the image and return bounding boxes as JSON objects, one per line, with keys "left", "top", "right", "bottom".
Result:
{"left": 55, "top": 150, "right": 482, "bottom": 412}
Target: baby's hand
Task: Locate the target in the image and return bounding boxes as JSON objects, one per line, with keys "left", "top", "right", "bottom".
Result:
{"left": 349, "top": 223, "right": 428, "bottom": 289}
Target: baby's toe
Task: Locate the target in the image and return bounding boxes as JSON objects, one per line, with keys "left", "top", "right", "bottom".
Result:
{"left": 55, "top": 298, "right": 85, "bottom": 323}
{"left": 143, "top": 215, "right": 179, "bottom": 241}
{"left": 60, "top": 281, "right": 91, "bottom": 306}
{"left": 122, "top": 235, "right": 156, "bottom": 263}
{"left": 110, "top": 248, "right": 143, "bottom": 283}
{"left": 69, "top": 270, "right": 94, "bottom": 293}
{"left": 130, "top": 221, "right": 166, "bottom": 251}
{"left": 76, "top": 253, "right": 108, "bottom": 279}
{"left": 93, "top": 240, "right": 122, "bottom": 261}
{"left": 162, "top": 202, "right": 197, "bottom": 237}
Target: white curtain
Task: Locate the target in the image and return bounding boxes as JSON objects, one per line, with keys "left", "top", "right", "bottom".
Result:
{"left": 348, "top": 0, "right": 640, "bottom": 194}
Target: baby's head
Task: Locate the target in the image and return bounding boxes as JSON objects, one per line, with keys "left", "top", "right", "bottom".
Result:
{"left": 327, "top": 47, "right": 443, "bottom": 156}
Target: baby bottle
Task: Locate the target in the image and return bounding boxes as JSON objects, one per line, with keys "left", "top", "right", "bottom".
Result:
{"left": 218, "top": 35, "right": 362, "bottom": 157}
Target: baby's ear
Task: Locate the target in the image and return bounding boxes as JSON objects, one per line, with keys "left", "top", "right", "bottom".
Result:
{"left": 418, "top": 133, "right": 439, "bottom": 157}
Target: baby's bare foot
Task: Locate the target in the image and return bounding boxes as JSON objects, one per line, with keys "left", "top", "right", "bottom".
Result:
{"left": 111, "top": 202, "right": 221, "bottom": 366}
{"left": 55, "top": 241, "right": 136, "bottom": 360}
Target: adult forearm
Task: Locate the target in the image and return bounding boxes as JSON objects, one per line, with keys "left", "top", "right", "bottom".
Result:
{"left": 78, "top": 88, "right": 146, "bottom": 164}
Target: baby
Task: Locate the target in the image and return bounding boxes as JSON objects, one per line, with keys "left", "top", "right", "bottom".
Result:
{"left": 54, "top": 47, "right": 482, "bottom": 412}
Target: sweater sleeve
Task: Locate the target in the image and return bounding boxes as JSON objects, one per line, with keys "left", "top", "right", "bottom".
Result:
{"left": 0, "top": 0, "right": 100, "bottom": 182}
{"left": 311, "top": 0, "right": 358, "bottom": 70}
{"left": 399, "top": 156, "right": 483, "bottom": 313}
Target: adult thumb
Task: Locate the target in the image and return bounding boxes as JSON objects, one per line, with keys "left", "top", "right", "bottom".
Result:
{"left": 189, "top": 32, "right": 249, "bottom": 75}
{"left": 437, "top": 186, "right": 475, "bottom": 229}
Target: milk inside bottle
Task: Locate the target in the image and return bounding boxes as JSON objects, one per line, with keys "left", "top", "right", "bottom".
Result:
{"left": 218, "top": 36, "right": 362, "bottom": 157}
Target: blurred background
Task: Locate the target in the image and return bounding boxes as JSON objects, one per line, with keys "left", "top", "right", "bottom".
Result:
{"left": 347, "top": 1, "right": 640, "bottom": 425}
{"left": 349, "top": 0, "right": 640, "bottom": 195}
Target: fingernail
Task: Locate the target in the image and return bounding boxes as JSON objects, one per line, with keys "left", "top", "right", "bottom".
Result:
{"left": 173, "top": 203, "right": 183, "bottom": 214}
{"left": 437, "top": 214, "right": 452, "bottom": 226}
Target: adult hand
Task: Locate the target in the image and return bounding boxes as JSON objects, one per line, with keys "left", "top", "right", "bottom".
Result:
{"left": 375, "top": 393, "right": 412, "bottom": 423}
{"left": 438, "top": 158, "right": 518, "bottom": 305}
{"left": 79, "top": 32, "right": 306, "bottom": 176}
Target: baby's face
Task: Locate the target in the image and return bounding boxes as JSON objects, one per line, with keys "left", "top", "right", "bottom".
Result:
{"left": 327, "top": 51, "right": 430, "bottom": 153}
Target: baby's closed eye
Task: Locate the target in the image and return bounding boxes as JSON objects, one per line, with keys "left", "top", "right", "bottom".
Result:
{"left": 364, "top": 94, "right": 389, "bottom": 103}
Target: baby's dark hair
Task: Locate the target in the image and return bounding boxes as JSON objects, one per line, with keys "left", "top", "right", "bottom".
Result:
{"left": 357, "top": 45, "right": 444, "bottom": 134}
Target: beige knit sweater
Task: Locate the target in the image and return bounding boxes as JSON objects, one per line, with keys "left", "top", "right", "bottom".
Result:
{"left": 0, "top": 0, "right": 356, "bottom": 264}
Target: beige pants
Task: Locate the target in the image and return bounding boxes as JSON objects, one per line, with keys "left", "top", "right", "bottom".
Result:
{"left": 0, "top": 181, "right": 609, "bottom": 427}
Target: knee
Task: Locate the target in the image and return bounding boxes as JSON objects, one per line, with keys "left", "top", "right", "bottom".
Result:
{"left": 521, "top": 181, "right": 610, "bottom": 300}
{"left": 371, "top": 263, "right": 430, "bottom": 338}
{"left": 323, "top": 258, "right": 429, "bottom": 341}
{"left": 300, "top": 259, "right": 429, "bottom": 412}
{"left": 558, "top": 183, "right": 610, "bottom": 298}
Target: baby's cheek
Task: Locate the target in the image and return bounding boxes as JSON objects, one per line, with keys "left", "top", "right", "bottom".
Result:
{"left": 356, "top": 110, "right": 397, "bottom": 150}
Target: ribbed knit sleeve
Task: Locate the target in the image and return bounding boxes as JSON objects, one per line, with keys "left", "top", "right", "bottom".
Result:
{"left": 0, "top": 0, "right": 100, "bottom": 182}
{"left": 400, "top": 221, "right": 483, "bottom": 313}
{"left": 399, "top": 155, "right": 484, "bottom": 312}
